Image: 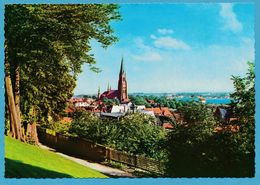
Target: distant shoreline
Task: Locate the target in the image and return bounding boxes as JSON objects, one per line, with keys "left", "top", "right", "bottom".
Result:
{"left": 74, "top": 92, "right": 232, "bottom": 105}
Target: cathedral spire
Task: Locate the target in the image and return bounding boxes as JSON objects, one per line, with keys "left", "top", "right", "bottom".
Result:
{"left": 107, "top": 82, "right": 111, "bottom": 91}
{"left": 119, "top": 57, "right": 125, "bottom": 75}
{"left": 118, "top": 57, "right": 129, "bottom": 103}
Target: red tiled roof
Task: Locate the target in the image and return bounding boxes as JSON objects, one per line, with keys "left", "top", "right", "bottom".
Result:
{"left": 147, "top": 99, "right": 155, "bottom": 104}
{"left": 163, "top": 123, "right": 174, "bottom": 129}
{"left": 69, "top": 98, "right": 94, "bottom": 104}
{"left": 145, "top": 107, "right": 173, "bottom": 117}
{"left": 100, "top": 90, "right": 119, "bottom": 99}
{"left": 172, "top": 112, "right": 183, "bottom": 122}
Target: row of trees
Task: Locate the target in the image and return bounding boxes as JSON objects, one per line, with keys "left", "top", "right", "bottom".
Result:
{"left": 129, "top": 95, "right": 186, "bottom": 109}
{"left": 5, "top": 4, "right": 121, "bottom": 142}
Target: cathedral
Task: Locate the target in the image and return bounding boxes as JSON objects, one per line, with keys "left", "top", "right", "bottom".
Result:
{"left": 99, "top": 58, "right": 129, "bottom": 103}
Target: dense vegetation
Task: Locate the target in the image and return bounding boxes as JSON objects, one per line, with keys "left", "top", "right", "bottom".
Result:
{"left": 69, "top": 111, "right": 167, "bottom": 160}
{"left": 129, "top": 95, "right": 186, "bottom": 109}
{"left": 166, "top": 62, "right": 255, "bottom": 177}
{"left": 5, "top": 4, "right": 120, "bottom": 142}
{"left": 5, "top": 136, "right": 107, "bottom": 178}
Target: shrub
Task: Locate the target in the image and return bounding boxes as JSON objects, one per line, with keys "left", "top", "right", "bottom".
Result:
{"left": 69, "top": 112, "right": 167, "bottom": 160}
{"left": 165, "top": 102, "right": 218, "bottom": 177}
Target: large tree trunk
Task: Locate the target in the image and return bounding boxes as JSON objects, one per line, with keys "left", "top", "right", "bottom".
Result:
{"left": 5, "top": 74, "right": 21, "bottom": 140}
{"left": 5, "top": 56, "right": 23, "bottom": 141}
{"left": 14, "top": 63, "right": 25, "bottom": 141}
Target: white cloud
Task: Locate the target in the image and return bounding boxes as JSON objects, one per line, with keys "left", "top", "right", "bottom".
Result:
{"left": 153, "top": 36, "right": 191, "bottom": 50}
{"left": 220, "top": 3, "right": 243, "bottom": 33}
{"left": 134, "top": 37, "right": 150, "bottom": 50}
{"left": 132, "top": 34, "right": 191, "bottom": 62}
{"left": 133, "top": 52, "right": 163, "bottom": 62}
{"left": 158, "top": 28, "right": 174, "bottom": 34}
{"left": 133, "top": 38, "right": 163, "bottom": 62}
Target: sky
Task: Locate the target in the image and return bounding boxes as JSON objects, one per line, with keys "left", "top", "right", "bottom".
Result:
{"left": 73, "top": 3, "right": 255, "bottom": 95}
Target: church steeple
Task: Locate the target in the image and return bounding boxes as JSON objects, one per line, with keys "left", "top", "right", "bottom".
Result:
{"left": 107, "top": 82, "right": 111, "bottom": 91}
{"left": 119, "top": 57, "right": 125, "bottom": 75}
{"left": 118, "top": 57, "right": 129, "bottom": 103}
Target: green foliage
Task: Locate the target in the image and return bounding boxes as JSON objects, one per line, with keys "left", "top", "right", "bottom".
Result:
{"left": 230, "top": 61, "right": 255, "bottom": 121}
{"left": 5, "top": 4, "right": 120, "bottom": 125}
{"left": 165, "top": 62, "right": 255, "bottom": 177}
{"left": 211, "top": 121, "right": 255, "bottom": 177}
{"left": 70, "top": 111, "right": 114, "bottom": 144}
{"left": 179, "top": 101, "right": 216, "bottom": 126}
{"left": 102, "top": 97, "right": 120, "bottom": 105}
{"left": 129, "top": 95, "right": 185, "bottom": 109}
{"left": 166, "top": 102, "right": 218, "bottom": 177}
{"left": 129, "top": 95, "right": 152, "bottom": 108}
{"left": 70, "top": 112, "right": 167, "bottom": 160}
{"left": 42, "top": 121, "right": 72, "bottom": 137}
{"left": 111, "top": 113, "right": 167, "bottom": 160}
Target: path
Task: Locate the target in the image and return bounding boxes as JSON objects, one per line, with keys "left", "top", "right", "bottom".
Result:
{"left": 39, "top": 143, "right": 134, "bottom": 177}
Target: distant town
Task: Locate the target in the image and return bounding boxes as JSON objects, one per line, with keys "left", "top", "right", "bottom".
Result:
{"left": 66, "top": 58, "right": 234, "bottom": 130}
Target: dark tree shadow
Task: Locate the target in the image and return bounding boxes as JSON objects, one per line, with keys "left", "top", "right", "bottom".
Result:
{"left": 5, "top": 158, "right": 73, "bottom": 178}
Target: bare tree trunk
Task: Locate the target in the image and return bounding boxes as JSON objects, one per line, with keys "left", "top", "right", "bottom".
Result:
{"left": 14, "top": 63, "right": 25, "bottom": 141}
{"left": 26, "top": 122, "right": 39, "bottom": 145}
{"left": 5, "top": 74, "right": 20, "bottom": 140}
{"left": 7, "top": 101, "right": 16, "bottom": 138}
{"left": 5, "top": 51, "right": 23, "bottom": 140}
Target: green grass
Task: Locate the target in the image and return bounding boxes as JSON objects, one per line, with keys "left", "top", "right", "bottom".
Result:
{"left": 5, "top": 136, "right": 107, "bottom": 178}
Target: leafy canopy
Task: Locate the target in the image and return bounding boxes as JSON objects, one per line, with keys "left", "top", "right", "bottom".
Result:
{"left": 5, "top": 4, "right": 121, "bottom": 123}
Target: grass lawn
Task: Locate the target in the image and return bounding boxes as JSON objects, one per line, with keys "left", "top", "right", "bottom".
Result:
{"left": 5, "top": 136, "right": 108, "bottom": 178}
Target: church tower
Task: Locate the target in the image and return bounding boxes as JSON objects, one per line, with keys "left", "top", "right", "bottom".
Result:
{"left": 118, "top": 58, "right": 129, "bottom": 103}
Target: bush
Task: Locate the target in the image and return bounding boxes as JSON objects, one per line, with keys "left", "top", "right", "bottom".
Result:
{"left": 69, "top": 112, "right": 167, "bottom": 160}
{"left": 165, "top": 62, "right": 255, "bottom": 177}
{"left": 69, "top": 111, "right": 109, "bottom": 143}
{"left": 166, "top": 102, "right": 218, "bottom": 177}
{"left": 110, "top": 113, "right": 167, "bottom": 160}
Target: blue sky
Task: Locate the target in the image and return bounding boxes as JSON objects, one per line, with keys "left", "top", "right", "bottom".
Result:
{"left": 74, "top": 3, "right": 254, "bottom": 95}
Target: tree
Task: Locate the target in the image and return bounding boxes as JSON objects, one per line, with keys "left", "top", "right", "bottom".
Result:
{"left": 5, "top": 4, "right": 121, "bottom": 142}
{"left": 165, "top": 102, "right": 217, "bottom": 177}
{"left": 130, "top": 95, "right": 151, "bottom": 107}
{"left": 70, "top": 112, "right": 167, "bottom": 160}
{"left": 165, "top": 62, "right": 255, "bottom": 177}
{"left": 230, "top": 61, "right": 255, "bottom": 122}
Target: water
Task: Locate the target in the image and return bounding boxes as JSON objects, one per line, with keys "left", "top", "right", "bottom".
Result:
{"left": 205, "top": 98, "right": 231, "bottom": 104}
{"left": 176, "top": 97, "right": 231, "bottom": 105}
{"left": 130, "top": 92, "right": 232, "bottom": 105}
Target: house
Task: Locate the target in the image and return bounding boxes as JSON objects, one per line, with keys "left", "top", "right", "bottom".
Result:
{"left": 146, "top": 99, "right": 155, "bottom": 104}
{"left": 214, "top": 107, "right": 238, "bottom": 124}
{"left": 162, "top": 122, "right": 174, "bottom": 129}
{"left": 69, "top": 97, "right": 95, "bottom": 108}
{"left": 145, "top": 107, "right": 173, "bottom": 117}
{"left": 198, "top": 96, "right": 206, "bottom": 103}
